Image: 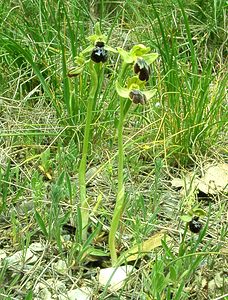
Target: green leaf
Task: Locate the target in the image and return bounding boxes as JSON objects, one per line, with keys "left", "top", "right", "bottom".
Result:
{"left": 60, "top": 211, "right": 71, "bottom": 225}
{"left": 169, "top": 265, "right": 177, "bottom": 282}
{"left": 86, "top": 247, "right": 109, "bottom": 257}
{"left": 25, "top": 290, "right": 33, "bottom": 300}
{"left": 35, "top": 211, "right": 48, "bottom": 238}
{"left": 119, "top": 230, "right": 169, "bottom": 263}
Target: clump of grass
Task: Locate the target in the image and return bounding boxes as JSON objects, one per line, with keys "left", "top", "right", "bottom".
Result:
{"left": 124, "top": 0, "right": 227, "bottom": 165}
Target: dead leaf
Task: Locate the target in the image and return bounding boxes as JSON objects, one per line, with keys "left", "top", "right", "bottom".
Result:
{"left": 171, "top": 164, "right": 228, "bottom": 196}
{"left": 197, "top": 164, "right": 228, "bottom": 194}
{"left": 119, "top": 230, "right": 169, "bottom": 263}
{"left": 171, "top": 173, "right": 198, "bottom": 196}
{"left": 171, "top": 178, "right": 184, "bottom": 188}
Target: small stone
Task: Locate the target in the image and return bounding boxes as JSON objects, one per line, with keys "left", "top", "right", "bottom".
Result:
{"left": 38, "top": 287, "right": 52, "bottom": 300}
{"left": 29, "top": 242, "right": 45, "bottom": 252}
{"left": 98, "top": 265, "right": 135, "bottom": 292}
{"left": 67, "top": 287, "right": 93, "bottom": 300}
{"left": 53, "top": 259, "right": 68, "bottom": 275}
{"left": 6, "top": 249, "right": 38, "bottom": 270}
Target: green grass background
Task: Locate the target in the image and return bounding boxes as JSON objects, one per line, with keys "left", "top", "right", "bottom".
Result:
{"left": 0, "top": 0, "right": 227, "bottom": 299}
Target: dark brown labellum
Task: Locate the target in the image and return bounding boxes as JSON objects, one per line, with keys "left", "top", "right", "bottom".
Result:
{"left": 91, "top": 46, "right": 108, "bottom": 63}
{"left": 139, "top": 68, "right": 150, "bottom": 81}
{"left": 134, "top": 58, "right": 151, "bottom": 81}
{"left": 134, "top": 62, "right": 140, "bottom": 74}
{"left": 189, "top": 217, "right": 202, "bottom": 233}
{"left": 129, "top": 90, "right": 147, "bottom": 105}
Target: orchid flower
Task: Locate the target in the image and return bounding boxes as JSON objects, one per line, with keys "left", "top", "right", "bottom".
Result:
{"left": 116, "top": 76, "right": 157, "bottom": 105}
{"left": 68, "top": 23, "right": 117, "bottom": 77}
{"left": 118, "top": 44, "right": 158, "bottom": 82}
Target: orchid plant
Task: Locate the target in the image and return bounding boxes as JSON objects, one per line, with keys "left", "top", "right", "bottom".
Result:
{"left": 69, "top": 24, "right": 158, "bottom": 265}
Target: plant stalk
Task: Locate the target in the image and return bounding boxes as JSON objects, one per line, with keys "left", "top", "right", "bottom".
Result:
{"left": 109, "top": 62, "right": 128, "bottom": 266}
{"left": 79, "top": 60, "right": 98, "bottom": 241}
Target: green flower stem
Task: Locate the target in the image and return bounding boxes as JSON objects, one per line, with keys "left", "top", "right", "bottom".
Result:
{"left": 109, "top": 63, "right": 129, "bottom": 266}
{"left": 108, "top": 97, "right": 124, "bottom": 266}
{"left": 79, "top": 60, "right": 98, "bottom": 241}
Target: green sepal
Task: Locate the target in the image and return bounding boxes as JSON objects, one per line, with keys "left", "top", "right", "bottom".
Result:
{"left": 116, "top": 80, "right": 156, "bottom": 101}
{"left": 143, "top": 52, "right": 159, "bottom": 65}
{"left": 180, "top": 215, "right": 192, "bottom": 222}
{"left": 74, "top": 55, "right": 85, "bottom": 65}
{"left": 87, "top": 22, "right": 107, "bottom": 45}
{"left": 117, "top": 44, "right": 158, "bottom": 66}
{"left": 117, "top": 48, "right": 134, "bottom": 64}
{"left": 104, "top": 45, "right": 118, "bottom": 53}
{"left": 143, "top": 89, "right": 157, "bottom": 100}
{"left": 94, "top": 22, "right": 102, "bottom": 36}
{"left": 87, "top": 34, "right": 107, "bottom": 45}
{"left": 127, "top": 76, "right": 145, "bottom": 89}
{"left": 69, "top": 55, "right": 86, "bottom": 76}
{"left": 116, "top": 81, "right": 130, "bottom": 98}
{"left": 192, "top": 208, "right": 207, "bottom": 217}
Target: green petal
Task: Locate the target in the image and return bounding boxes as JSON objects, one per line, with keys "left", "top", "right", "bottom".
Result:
{"left": 116, "top": 81, "right": 130, "bottom": 98}
{"left": 104, "top": 45, "right": 118, "bottom": 53}
{"left": 143, "top": 89, "right": 157, "bottom": 100}
{"left": 81, "top": 45, "right": 95, "bottom": 55}
{"left": 117, "top": 48, "right": 134, "bottom": 64}
{"left": 143, "top": 53, "right": 159, "bottom": 65}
